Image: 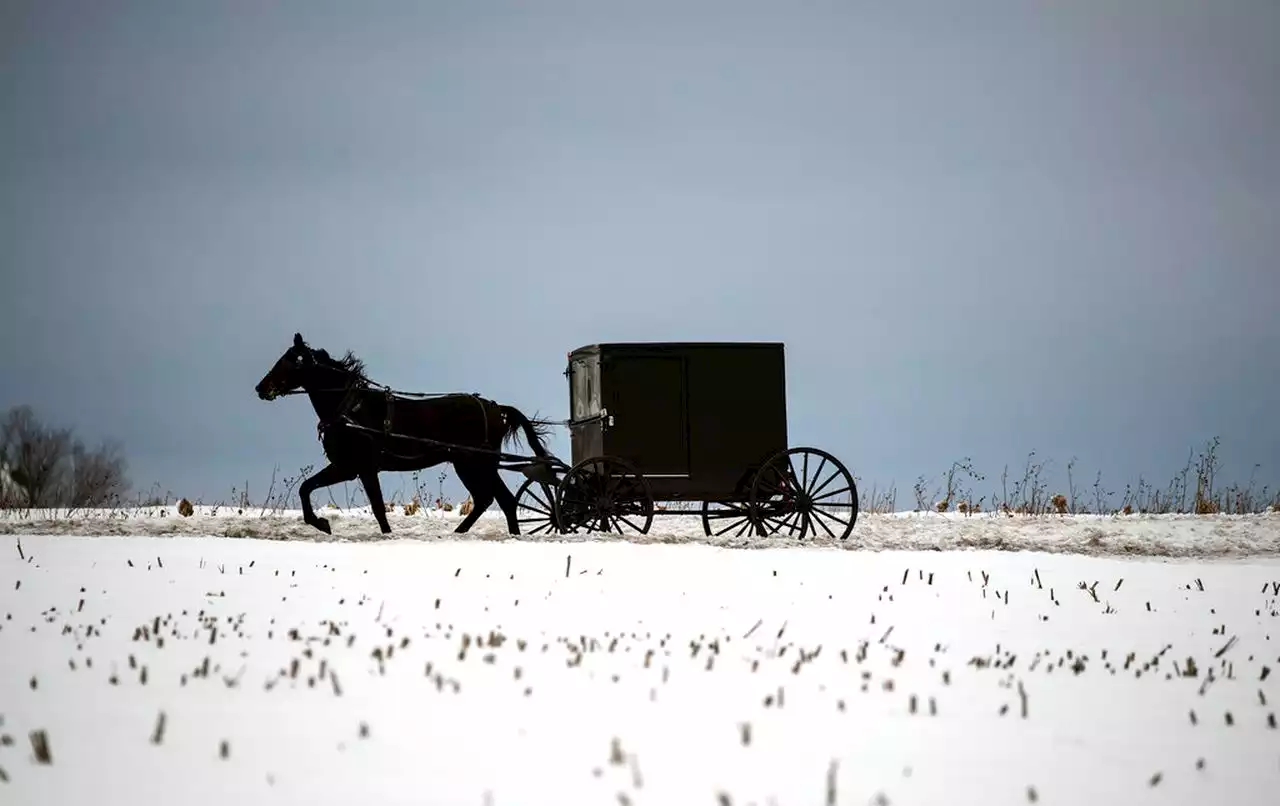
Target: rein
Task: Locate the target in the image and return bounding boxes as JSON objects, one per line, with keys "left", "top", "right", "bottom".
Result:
{"left": 272, "top": 382, "right": 458, "bottom": 400}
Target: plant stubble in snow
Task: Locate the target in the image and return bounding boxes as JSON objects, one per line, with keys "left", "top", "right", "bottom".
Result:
{"left": 0, "top": 528, "right": 1278, "bottom": 804}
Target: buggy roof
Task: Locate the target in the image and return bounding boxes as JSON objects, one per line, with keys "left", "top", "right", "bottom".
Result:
{"left": 569, "top": 341, "right": 784, "bottom": 355}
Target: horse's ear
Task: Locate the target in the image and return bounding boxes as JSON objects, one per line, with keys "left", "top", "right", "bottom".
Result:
{"left": 293, "top": 333, "right": 305, "bottom": 348}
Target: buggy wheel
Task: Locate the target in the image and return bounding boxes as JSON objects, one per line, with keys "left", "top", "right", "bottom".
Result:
{"left": 556, "top": 456, "right": 654, "bottom": 535}
{"left": 701, "top": 499, "right": 766, "bottom": 538}
{"left": 749, "top": 447, "right": 859, "bottom": 540}
{"left": 514, "top": 478, "right": 562, "bottom": 536}
{"left": 701, "top": 469, "right": 766, "bottom": 538}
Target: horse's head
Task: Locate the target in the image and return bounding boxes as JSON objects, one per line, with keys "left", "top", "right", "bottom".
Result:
{"left": 256, "top": 333, "right": 316, "bottom": 401}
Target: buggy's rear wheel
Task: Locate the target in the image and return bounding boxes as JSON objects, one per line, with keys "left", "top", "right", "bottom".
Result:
{"left": 748, "top": 447, "right": 858, "bottom": 540}
{"left": 514, "top": 478, "right": 562, "bottom": 536}
{"left": 556, "top": 456, "right": 654, "bottom": 535}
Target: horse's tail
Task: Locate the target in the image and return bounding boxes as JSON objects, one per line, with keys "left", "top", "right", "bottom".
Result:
{"left": 499, "top": 405, "right": 554, "bottom": 458}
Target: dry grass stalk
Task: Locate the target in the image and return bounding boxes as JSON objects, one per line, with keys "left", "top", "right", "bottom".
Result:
{"left": 151, "top": 711, "right": 166, "bottom": 745}
{"left": 29, "top": 730, "right": 51, "bottom": 764}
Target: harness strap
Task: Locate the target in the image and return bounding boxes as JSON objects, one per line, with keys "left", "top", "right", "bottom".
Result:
{"left": 470, "top": 393, "right": 490, "bottom": 447}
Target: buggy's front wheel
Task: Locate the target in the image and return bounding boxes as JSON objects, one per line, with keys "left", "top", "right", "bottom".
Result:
{"left": 514, "top": 478, "right": 562, "bottom": 536}
{"left": 749, "top": 447, "right": 859, "bottom": 540}
{"left": 556, "top": 455, "right": 654, "bottom": 535}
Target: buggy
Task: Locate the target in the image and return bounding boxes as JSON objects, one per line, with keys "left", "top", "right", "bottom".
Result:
{"left": 514, "top": 342, "right": 859, "bottom": 540}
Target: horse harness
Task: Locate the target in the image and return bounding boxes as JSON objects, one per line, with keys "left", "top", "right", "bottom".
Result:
{"left": 316, "top": 384, "right": 494, "bottom": 461}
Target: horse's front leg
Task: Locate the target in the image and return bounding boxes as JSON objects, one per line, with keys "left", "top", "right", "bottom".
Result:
{"left": 359, "top": 470, "right": 392, "bottom": 534}
{"left": 299, "top": 463, "right": 358, "bottom": 535}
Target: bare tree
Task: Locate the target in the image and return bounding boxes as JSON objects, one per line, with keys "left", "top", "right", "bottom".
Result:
{"left": 0, "top": 405, "right": 130, "bottom": 508}
{"left": 1, "top": 405, "right": 70, "bottom": 507}
{"left": 68, "top": 437, "right": 130, "bottom": 507}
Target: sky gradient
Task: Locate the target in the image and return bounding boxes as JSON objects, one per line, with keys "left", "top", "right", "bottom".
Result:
{"left": 2, "top": 0, "right": 1277, "bottom": 509}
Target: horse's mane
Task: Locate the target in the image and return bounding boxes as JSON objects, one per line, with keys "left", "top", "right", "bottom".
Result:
{"left": 314, "top": 348, "right": 369, "bottom": 384}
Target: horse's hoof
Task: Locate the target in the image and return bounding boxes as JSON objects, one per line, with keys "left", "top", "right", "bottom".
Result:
{"left": 314, "top": 518, "right": 332, "bottom": 535}
{"left": 379, "top": 524, "right": 392, "bottom": 535}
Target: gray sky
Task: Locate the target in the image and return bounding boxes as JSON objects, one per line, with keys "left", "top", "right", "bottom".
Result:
{"left": 2, "top": 0, "right": 1277, "bottom": 510}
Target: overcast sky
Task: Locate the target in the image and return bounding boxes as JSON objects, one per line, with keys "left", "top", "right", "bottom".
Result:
{"left": 2, "top": 0, "right": 1277, "bottom": 510}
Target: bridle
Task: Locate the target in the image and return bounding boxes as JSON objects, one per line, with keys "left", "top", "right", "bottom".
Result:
{"left": 262, "top": 346, "right": 365, "bottom": 432}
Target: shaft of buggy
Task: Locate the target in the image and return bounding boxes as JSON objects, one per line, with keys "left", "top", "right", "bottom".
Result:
{"left": 339, "top": 421, "right": 569, "bottom": 482}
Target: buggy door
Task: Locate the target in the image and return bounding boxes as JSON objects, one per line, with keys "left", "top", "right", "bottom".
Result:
{"left": 568, "top": 352, "right": 604, "bottom": 464}
{"left": 603, "top": 354, "right": 690, "bottom": 477}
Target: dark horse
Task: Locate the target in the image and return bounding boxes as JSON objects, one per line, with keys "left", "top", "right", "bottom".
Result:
{"left": 255, "top": 333, "right": 553, "bottom": 536}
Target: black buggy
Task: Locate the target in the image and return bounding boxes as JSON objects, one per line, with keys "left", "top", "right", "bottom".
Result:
{"left": 514, "top": 342, "right": 859, "bottom": 540}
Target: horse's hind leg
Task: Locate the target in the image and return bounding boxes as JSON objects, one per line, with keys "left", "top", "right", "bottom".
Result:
{"left": 358, "top": 470, "right": 392, "bottom": 534}
{"left": 453, "top": 463, "right": 496, "bottom": 534}
{"left": 300, "top": 463, "right": 359, "bottom": 535}
{"left": 491, "top": 471, "right": 520, "bottom": 535}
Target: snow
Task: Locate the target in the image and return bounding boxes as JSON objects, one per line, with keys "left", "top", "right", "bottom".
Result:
{"left": 1, "top": 512, "right": 1279, "bottom": 804}
{"left": 3, "top": 505, "right": 1280, "bottom": 558}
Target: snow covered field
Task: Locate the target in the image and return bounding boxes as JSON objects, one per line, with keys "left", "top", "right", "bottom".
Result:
{"left": 2, "top": 511, "right": 1279, "bottom": 804}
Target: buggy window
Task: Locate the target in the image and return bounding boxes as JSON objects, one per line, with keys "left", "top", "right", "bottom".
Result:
{"left": 570, "top": 356, "right": 601, "bottom": 421}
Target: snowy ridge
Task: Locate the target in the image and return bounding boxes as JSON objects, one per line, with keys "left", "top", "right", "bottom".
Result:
{"left": 3, "top": 505, "right": 1278, "bottom": 558}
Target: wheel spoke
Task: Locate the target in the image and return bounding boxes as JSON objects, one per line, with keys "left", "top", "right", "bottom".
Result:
{"left": 526, "top": 486, "right": 553, "bottom": 511}
{"left": 762, "top": 513, "right": 795, "bottom": 534}
{"left": 714, "top": 515, "right": 747, "bottom": 537}
{"left": 813, "top": 485, "right": 853, "bottom": 503}
{"left": 788, "top": 514, "right": 808, "bottom": 539}
{"left": 808, "top": 469, "right": 842, "bottom": 500}
{"left": 811, "top": 510, "right": 837, "bottom": 539}
{"left": 813, "top": 508, "right": 851, "bottom": 528}
{"left": 785, "top": 456, "right": 802, "bottom": 493}
{"left": 519, "top": 499, "right": 552, "bottom": 517}
{"left": 805, "top": 456, "right": 828, "bottom": 496}
{"left": 705, "top": 508, "right": 748, "bottom": 519}
{"left": 618, "top": 515, "right": 645, "bottom": 533}
{"left": 768, "top": 509, "right": 798, "bottom": 534}
{"left": 518, "top": 519, "right": 554, "bottom": 535}
{"left": 788, "top": 509, "right": 808, "bottom": 535}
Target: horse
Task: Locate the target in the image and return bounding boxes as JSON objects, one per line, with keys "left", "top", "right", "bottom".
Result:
{"left": 254, "top": 332, "right": 553, "bottom": 536}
